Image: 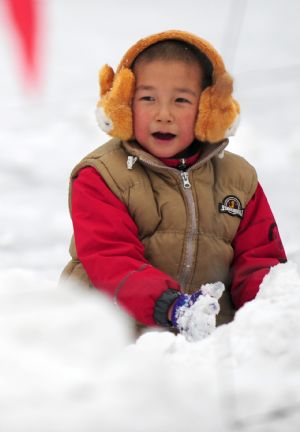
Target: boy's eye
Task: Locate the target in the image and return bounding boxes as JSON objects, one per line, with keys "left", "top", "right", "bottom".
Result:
{"left": 140, "top": 96, "right": 155, "bottom": 102}
{"left": 176, "top": 97, "right": 191, "bottom": 104}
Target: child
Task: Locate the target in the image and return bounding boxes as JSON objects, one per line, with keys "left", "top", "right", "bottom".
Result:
{"left": 61, "top": 30, "right": 286, "bottom": 335}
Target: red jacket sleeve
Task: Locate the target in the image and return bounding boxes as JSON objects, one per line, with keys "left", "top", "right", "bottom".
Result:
{"left": 71, "top": 167, "right": 181, "bottom": 326}
{"left": 230, "top": 182, "right": 287, "bottom": 309}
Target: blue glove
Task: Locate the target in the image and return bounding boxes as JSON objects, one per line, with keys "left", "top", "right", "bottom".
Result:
{"left": 170, "top": 290, "right": 203, "bottom": 329}
{"left": 170, "top": 282, "right": 225, "bottom": 341}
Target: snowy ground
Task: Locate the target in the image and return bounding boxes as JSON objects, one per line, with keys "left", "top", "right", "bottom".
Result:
{"left": 1, "top": 263, "right": 300, "bottom": 432}
{"left": 0, "top": 0, "right": 300, "bottom": 430}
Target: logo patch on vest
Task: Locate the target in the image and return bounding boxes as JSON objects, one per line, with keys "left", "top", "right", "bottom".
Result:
{"left": 218, "top": 196, "right": 244, "bottom": 218}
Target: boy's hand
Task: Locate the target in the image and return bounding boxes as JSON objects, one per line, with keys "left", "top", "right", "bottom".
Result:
{"left": 169, "top": 282, "right": 225, "bottom": 342}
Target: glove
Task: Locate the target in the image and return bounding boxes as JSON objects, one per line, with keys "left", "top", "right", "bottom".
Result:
{"left": 170, "top": 282, "right": 225, "bottom": 342}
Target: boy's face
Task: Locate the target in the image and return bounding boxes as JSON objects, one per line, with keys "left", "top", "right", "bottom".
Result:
{"left": 132, "top": 59, "right": 203, "bottom": 159}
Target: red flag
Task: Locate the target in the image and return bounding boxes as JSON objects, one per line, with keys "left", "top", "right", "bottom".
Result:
{"left": 5, "top": 0, "right": 42, "bottom": 87}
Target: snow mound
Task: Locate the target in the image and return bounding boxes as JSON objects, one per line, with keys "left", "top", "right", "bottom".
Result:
{"left": 1, "top": 263, "right": 300, "bottom": 432}
{"left": 0, "top": 268, "right": 133, "bottom": 432}
{"left": 95, "top": 262, "right": 300, "bottom": 432}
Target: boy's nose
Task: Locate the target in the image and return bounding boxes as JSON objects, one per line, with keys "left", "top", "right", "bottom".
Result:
{"left": 155, "top": 104, "right": 173, "bottom": 123}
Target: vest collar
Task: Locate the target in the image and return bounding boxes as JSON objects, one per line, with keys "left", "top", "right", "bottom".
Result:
{"left": 159, "top": 152, "right": 200, "bottom": 170}
{"left": 123, "top": 139, "right": 229, "bottom": 172}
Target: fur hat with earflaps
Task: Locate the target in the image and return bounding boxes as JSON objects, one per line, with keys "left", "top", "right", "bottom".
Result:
{"left": 95, "top": 30, "right": 240, "bottom": 144}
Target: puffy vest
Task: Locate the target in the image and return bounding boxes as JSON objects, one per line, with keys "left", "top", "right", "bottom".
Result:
{"left": 62, "top": 138, "right": 257, "bottom": 325}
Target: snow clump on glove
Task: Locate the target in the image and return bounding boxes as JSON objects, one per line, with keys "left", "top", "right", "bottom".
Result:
{"left": 171, "top": 282, "right": 225, "bottom": 342}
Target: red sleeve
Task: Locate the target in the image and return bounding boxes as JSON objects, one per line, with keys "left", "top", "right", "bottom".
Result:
{"left": 230, "top": 182, "right": 287, "bottom": 309}
{"left": 71, "top": 166, "right": 180, "bottom": 326}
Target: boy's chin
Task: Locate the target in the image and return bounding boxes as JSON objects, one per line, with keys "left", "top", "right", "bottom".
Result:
{"left": 135, "top": 137, "right": 194, "bottom": 159}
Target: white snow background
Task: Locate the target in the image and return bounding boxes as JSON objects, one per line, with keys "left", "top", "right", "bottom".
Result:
{"left": 0, "top": 0, "right": 300, "bottom": 430}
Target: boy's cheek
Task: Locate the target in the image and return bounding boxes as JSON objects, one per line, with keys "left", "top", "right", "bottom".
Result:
{"left": 180, "top": 109, "right": 198, "bottom": 125}
{"left": 181, "top": 112, "right": 198, "bottom": 134}
{"left": 133, "top": 114, "right": 147, "bottom": 142}
{"left": 133, "top": 108, "right": 150, "bottom": 131}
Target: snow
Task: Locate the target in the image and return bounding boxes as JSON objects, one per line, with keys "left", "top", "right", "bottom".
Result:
{"left": 0, "top": 0, "right": 300, "bottom": 430}
{"left": 175, "top": 282, "right": 225, "bottom": 342}
{"left": 1, "top": 265, "right": 300, "bottom": 431}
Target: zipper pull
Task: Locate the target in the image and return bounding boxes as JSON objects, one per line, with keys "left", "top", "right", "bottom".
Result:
{"left": 177, "top": 158, "right": 187, "bottom": 170}
{"left": 181, "top": 171, "right": 191, "bottom": 189}
{"left": 127, "top": 156, "right": 138, "bottom": 170}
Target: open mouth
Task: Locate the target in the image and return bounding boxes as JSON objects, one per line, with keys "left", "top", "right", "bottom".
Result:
{"left": 152, "top": 132, "right": 176, "bottom": 141}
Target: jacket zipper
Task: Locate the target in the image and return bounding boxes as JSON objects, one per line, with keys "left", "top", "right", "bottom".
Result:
{"left": 178, "top": 170, "right": 197, "bottom": 288}
{"left": 180, "top": 171, "right": 191, "bottom": 188}
{"left": 137, "top": 157, "right": 197, "bottom": 290}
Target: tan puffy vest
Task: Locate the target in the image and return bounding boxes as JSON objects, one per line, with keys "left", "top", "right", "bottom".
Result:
{"left": 62, "top": 138, "right": 257, "bottom": 326}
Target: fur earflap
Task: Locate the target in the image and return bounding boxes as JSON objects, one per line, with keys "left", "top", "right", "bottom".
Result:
{"left": 95, "top": 65, "right": 135, "bottom": 141}
{"left": 96, "top": 30, "right": 240, "bottom": 144}
{"left": 195, "top": 72, "right": 240, "bottom": 143}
